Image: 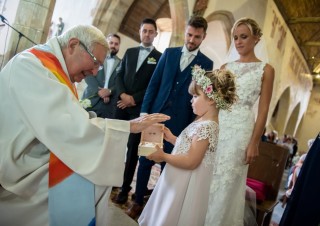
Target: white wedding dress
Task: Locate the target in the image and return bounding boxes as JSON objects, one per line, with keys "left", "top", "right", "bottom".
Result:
{"left": 139, "top": 120, "right": 218, "bottom": 226}
{"left": 205, "top": 61, "right": 266, "bottom": 226}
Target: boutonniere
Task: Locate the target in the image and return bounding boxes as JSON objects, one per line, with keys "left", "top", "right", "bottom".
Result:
{"left": 79, "top": 93, "right": 98, "bottom": 109}
{"left": 147, "top": 57, "right": 157, "bottom": 64}
{"left": 80, "top": 98, "right": 92, "bottom": 109}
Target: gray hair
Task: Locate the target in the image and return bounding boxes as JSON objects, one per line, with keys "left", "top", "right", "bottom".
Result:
{"left": 57, "top": 25, "right": 108, "bottom": 51}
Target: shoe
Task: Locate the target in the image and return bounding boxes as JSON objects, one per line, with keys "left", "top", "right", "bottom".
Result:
{"left": 279, "top": 194, "right": 285, "bottom": 202}
{"left": 131, "top": 189, "right": 153, "bottom": 200}
{"left": 112, "top": 186, "right": 120, "bottom": 192}
{"left": 125, "top": 202, "right": 143, "bottom": 219}
{"left": 112, "top": 192, "right": 128, "bottom": 204}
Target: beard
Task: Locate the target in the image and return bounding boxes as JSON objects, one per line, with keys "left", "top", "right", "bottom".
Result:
{"left": 110, "top": 48, "right": 119, "bottom": 56}
{"left": 186, "top": 42, "right": 199, "bottom": 52}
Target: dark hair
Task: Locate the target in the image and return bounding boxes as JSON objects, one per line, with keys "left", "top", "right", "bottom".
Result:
{"left": 140, "top": 18, "right": 157, "bottom": 31}
{"left": 107, "top": 33, "right": 121, "bottom": 43}
{"left": 188, "top": 16, "right": 208, "bottom": 32}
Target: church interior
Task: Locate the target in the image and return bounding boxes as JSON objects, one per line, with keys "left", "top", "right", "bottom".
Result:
{"left": 0, "top": 0, "right": 319, "bottom": 225}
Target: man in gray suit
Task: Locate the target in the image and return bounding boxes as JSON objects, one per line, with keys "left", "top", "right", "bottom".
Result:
{"left": 82, "top": 33, "right": 121, "bottom": 119}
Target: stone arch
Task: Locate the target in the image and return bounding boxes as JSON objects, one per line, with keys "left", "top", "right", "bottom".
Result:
{"left": 270, "top": 87, "right": 290, "bottom": 134}
{"left": 92, "top": 0, "right": 134, "bottom": 35}
{"left": 201, "top": 11, "right": 234, "bottom": 68}
{"left": 284, "top": 103, "right": 301, "bottom": 136}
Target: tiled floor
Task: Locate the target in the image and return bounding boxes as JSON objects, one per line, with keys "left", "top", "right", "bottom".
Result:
{"left": 106, "top": 164, "right": 161, "bottom": 226}
{"left": 107, "top": 165, "right": 289, "bottom": 226}
{"left": 106, "top": 202, "right": 138, "bottom": 226}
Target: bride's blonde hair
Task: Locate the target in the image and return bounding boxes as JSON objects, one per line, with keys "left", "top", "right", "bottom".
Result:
{"left": 231, "top": 17, "right": 263, "bottom": 41}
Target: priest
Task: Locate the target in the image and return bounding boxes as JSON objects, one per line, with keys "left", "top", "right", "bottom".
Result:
{"left": 0, "top": 24, "right": 169, "bottom": 226}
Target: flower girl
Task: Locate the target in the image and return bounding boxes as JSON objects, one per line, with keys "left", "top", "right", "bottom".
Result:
{"left": 138, "top": 66, "right": 238, "bottom": 226}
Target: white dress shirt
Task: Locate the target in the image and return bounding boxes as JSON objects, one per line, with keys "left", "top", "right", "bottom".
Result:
{"left": 104, "top": 55, "right": 115, "bottom": 88}
{"left": 136, "top": 44, "right": 154, "bottom": 72}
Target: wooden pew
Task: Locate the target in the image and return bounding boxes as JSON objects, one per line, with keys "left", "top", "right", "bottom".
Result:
{"left": 247, "top": 142, "right": 289, "bottom": 226}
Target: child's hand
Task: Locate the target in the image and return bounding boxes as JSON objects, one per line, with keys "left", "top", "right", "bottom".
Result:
{"left": 146, "top": 145, "right": 165, "bottom": 163}
{"left": 163, "top": 127, "right": 176, "bottom": 145}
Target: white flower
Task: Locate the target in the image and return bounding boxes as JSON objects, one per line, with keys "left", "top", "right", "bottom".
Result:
{"left": 80, "top": 98, "right": 92, "bottom": 109}
{"left": 191, "top": 65, "right": 233, "bottom": 111}
{"left": 79, "top": 93, "right": 98, "bottom": 109}
{"left": 147, "top": 57, "right": 157, "bottom": 64}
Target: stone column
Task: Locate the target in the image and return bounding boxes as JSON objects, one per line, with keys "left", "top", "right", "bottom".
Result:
{"left": 3, "top": 0, "right": 55, "bottom": 65}
{"left": 168, "top": 0, "right": 189, "bottom": 47}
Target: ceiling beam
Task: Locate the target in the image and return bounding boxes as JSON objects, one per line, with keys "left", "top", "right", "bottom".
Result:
{"left": 289, "top": 17, "right": 320, "bottom": 24}
{"left": 303, "top": 42, "right": 320, "bottom": 47}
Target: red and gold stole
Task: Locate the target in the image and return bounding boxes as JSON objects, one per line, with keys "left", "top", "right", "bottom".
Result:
{"left": 29, "top": 47, "right": 95, "bottom": 226}
{"left": 29, "top": 48, "right": 77, "bottom": 187}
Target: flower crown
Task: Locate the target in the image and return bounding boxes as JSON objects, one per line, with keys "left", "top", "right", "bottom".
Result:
{"left": 191, "top": 65, "right": 232, "bottom": 110}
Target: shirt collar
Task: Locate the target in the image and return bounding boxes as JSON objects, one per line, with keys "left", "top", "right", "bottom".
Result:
{"left": 107, "top": 54, "right": 115, "bottom": 59}
{"left": 181, "top": 45, "right": 199, "bottom": 56}
{"left": 140, "top": 44, "right": 154, "bottom": 52}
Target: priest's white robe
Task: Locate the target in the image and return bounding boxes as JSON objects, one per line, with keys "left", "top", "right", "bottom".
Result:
{"left": 0, "top": 38, "right": 129, "bottom": 226}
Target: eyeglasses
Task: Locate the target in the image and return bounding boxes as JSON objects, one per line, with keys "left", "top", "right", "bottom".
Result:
{"left": 79, "top": 41, "right": 103, "bottom": 71}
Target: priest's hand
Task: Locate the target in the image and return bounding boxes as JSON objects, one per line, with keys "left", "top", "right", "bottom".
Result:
{"left": 130, "top": 113, "right": 170, "bottom": 133}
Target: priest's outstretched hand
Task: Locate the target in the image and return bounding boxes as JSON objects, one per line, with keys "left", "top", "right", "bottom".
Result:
{"left": 130, "top": 113, "right": 170, "bottom": 133}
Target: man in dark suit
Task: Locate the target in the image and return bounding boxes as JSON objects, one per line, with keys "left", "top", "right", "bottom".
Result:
{"left": 112, "top": 18, "right": 162, "bottom": 204}
{"left": 126, "top": 16, "right": 213, "bottom": 219}
{"left": 82, "top": 33, "right": 121, "bottom": 119}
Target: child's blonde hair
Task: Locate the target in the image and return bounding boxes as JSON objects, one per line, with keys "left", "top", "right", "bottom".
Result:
{"left": 189, "top": 67, "right": 238, "bottom": 110}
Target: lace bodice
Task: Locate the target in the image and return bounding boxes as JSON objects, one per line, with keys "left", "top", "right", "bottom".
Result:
{"left": 218, "top": 62, "right": 266, "bottom": 141}
{"left": 172, "top": 120, "right": 218, "bottom": 166}
{"left": 227, "top": 61, "right": 265, "bottom": 108}
{"left": 206, "top": 61, "right": 266, "bottom": 226}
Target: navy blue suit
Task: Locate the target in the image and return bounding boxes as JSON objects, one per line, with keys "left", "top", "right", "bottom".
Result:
{"left": 134, "top": 47, "right": 213, "bottom": 205}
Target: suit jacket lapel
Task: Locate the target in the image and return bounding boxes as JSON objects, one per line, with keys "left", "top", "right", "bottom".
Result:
{"left": 159, "top": 48, "right": 182, "bottom": 107}
{"left": 111, "top": 56, "right": 120, "bottom": 74}
{"left": 136, "top": 48, "right": 157, "bottom": 73}
{"left": 107, "top": 56, "right": 121, "bottom": 87}
{"left": 132, "top": 47, "right": 140, "bottom": 73}
{"left": 96, "top": 69, "right": 105, "bottom": 86}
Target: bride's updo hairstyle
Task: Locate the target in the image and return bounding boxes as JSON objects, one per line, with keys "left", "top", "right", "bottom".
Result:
{"left": 189, "top": 66, "right": 238, "bottom": 110}
{"left": 231, "top": 17, "right": 263, "bottom": 43}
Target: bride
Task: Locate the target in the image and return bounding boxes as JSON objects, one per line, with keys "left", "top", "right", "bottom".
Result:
{"left": 205, "top": 17, "right": 275, "bottom": 226}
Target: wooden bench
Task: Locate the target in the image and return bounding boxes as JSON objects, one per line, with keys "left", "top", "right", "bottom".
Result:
{"left": 247, "top": 142, "right": 289, "bottom": 226}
